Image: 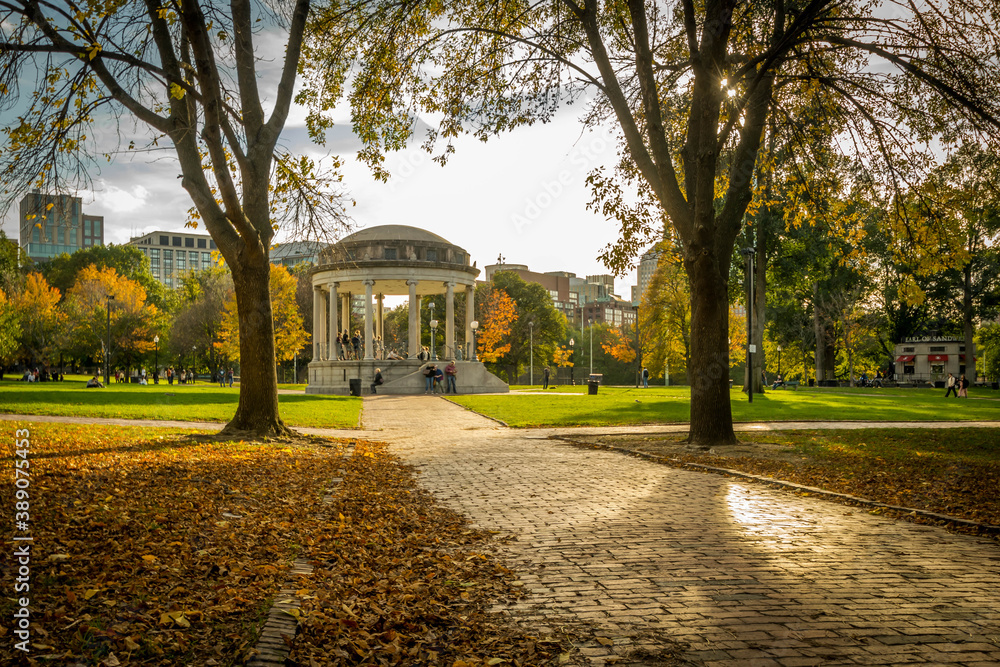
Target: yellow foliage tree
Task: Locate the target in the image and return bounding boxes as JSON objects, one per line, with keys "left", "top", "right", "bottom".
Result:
{"left": 601, "top": 328, "right": 636, "bottom": 365}
{"left": 220, "top": 265, "right": 309, "bottom": 364}
{"left": 477, "top": 288, "right": 518, "bottom": 363}
{"left": 10, "top": 272, "right": 63, "bottom": 366}
{"left": 62, "top": 265, "right": 161, "bottom": 370}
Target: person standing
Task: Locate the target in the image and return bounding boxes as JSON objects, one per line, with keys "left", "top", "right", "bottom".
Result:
{"left": 642, "top": 366, "right": 649, "bottom": 389}
{"left": 958, "top": 373, "right": 970, "bottom": 398}
{"left": 445, "top": 360, "right": 458, "bottom": 394}
{"left": 433, "top": 365, "right": 445, "bottom": 394}
{"left": 543, "top": 366, "right": 550, "bottom": 390}
{"left": 945, "top": 373, "right": 957, "bottom": 397}
{"left": 422, "top": 363, "right": 435, "bottom": 394}
{"left": 352, "top": 330, "right": 361, "bottom": 360}
{"left": 227, "top": 367, "right": 234, "bottom": 387}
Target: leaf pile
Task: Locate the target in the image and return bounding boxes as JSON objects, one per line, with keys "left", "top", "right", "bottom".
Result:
{"left": 590, "top": 428, "right": 1000, "bottom": 531}
{"left": 0, "top": 423, "right": 347, "bottom": 666}
{"left": 291, "top": 440, "right": 577, "bottom": 666}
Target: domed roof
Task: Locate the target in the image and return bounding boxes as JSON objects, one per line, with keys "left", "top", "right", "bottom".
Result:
{"left": 338, "top": 225, "right": 454, "bottom": 246}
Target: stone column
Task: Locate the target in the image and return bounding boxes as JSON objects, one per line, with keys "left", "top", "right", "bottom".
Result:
{"left": 341, "top": 294, "right": 350, "bottom": 335}
{"left": 407, "top": 279, "right": 419, "bottom": 357}
{"left": 329, "top": 281, "right": 339, "bottom": 360}
{"left": 364, "top": 279, "right": 375, "bottom": 360}
{"left": 465, "top": 284, "right": 475, "bottom": 361}
{"left": 312, "top": 285, "right": 322, "bottom": 360}
{"left": 445, "top": 281, "right": 455, "bottom": 360}
{"left": 376, "top": 294, "right": 384, "bottom": 341}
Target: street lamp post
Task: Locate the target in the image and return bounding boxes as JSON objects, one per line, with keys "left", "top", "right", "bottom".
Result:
{"left": 430, "top": 318, "right": 439, "bottom": 361}
{"left": 777, "top": 344, "right": 782, "bottom": 377}
{"left": 741, "top": 246, "right": 755, "bottom": 403}
{"left": 588, "top": 318, "right": 594, "bottom": 378}
{"left": 191, "top": 345, "right": 197, "bottom": 383}
{"left": 428, "top": 301, "right": 436, "bottom": 359}
{"left": 470, "top": 320, "right": 479, "bottom": 362}
{"left": 569, "top": 338, "right": 575, "bottom": 385}
{"left": 105, "top": 295, "right": 115, "bottom": 386}
{"left": 529, "top": 320, "right": 534, "bottom": 386}
{"left": 154, "top": 335, "right": 159, "bottom": 383}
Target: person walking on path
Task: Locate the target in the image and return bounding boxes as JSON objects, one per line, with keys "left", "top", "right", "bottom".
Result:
{"left": 642, "top": 367, "right": 649, "bottom": 388}
{"left": 226, "top": 367, "right": 234, "bottom": 387}
{"left": 945, "top": 373, "right": 958, "bottom": 397}
{"left": 958, "top": 373, "right": 970, "bottom": 398}
{"left": 371, "top": 368, "right": 384, "bottom": 394}
{"left": 445, "top": 360, "right": 458, "bottom": 394}
{"left": 543, "top": 366, "right": 550, "bottom": 390}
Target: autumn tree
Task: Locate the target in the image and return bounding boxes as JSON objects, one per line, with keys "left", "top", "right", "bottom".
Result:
{"left": 890, "top": 145, "right": 1000, "bottom": 382}
{"left": 220, "top": 264, "right": 309, "bottom": 365}
{"left": 1, "top": 0, "right": 350, "bottom": 436}
{"left": 483, "top": 271, "right": 566, "bottom": 378}
{"left": 9, "top": 273, "right": 63, "bottom": 367}
{"left": 640, "top": 250, "right": 692, "bottom": 383}
{"left": 170, "top": 267, "right": 233, "bottom": 375}
{"left": 41, "top": 244, "right": 167, "bottom": 310}
{"left": 476, "top": 287, "right": 518, "bottom": 365}
{"left": 302, "top": 0, "right": 1000, "bottom": 445}
{"left": 0, "top": 288, "right": 21, "bottom": 376}
{"left": 601, "top": 327, "right": 636, "bottom": 365}
{"left": 62, "top": 265, "right": 162, "bottom": 373}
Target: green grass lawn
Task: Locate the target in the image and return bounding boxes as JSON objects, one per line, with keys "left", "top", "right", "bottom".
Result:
{"left": 0, "top": 378, "right": 361, "bottom": 428}
{"left": 451, "top": 385, "right": 1000, "bottom": 427}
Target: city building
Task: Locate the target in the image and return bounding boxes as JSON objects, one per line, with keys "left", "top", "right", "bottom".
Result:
{"left": 127, "top": 230, "right": 218, "bottom": 288}
{"left": 18, "top": 191, "right": 104, "bottom": 262}
{"left": 483, "top": 263, "right": 622, "bottom": 325}
{"left": 578, "top": 296, "right": 638, "bottom": 328}
{"left": 893, "top": 336, "right": 977, "bottom": 383}
{"left": 634, "top": 247, "right": 662, "bottom": 304}
{"left": 271, "top": 240, "right": 332, "bottom": 267}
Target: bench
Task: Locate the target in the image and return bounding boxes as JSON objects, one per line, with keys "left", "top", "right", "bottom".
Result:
{"left": 774, "top": 380, "right": 799, "bottom": 390}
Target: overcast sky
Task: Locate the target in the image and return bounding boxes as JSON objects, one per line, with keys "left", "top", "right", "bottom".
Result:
{"left": 0, "top": 27, "right": 647, "bottom": 297}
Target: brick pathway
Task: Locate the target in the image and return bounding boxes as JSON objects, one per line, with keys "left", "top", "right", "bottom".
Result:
{"left": 364, "top": 395, "right": 1000, "bottom": 666}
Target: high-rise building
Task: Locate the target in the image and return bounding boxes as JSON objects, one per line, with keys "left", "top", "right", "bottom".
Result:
{"left": 18, "top": 192, "right": 104, "bottom": 262}
{"left": 634, "top": 247, "right": 662, "bottom": 304}
{"left": 127, "top": 230, "right": 219, "bottom": 288}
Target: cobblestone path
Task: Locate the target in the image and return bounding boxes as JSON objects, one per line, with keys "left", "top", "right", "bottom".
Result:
{"left": 364, "top": 395, "right": 1000, "bottom": 666}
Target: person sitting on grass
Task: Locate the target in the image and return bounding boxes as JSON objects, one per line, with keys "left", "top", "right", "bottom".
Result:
{"left": 86, "top": 376, "right": 104, "bottom": 388}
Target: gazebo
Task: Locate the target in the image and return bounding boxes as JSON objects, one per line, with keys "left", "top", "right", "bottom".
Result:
{"left": 306, "top": 225, "right": 508, "bottom": 395}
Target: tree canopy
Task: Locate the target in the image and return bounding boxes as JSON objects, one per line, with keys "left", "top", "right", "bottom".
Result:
{"left": 302, "top": 0, "right": 1000, "bottom": 445}
{"left": 1, "top": 0, "right": 351, "bottom": 436}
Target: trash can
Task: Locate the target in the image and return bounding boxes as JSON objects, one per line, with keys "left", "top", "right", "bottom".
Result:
{"left": 808, "top": 378, "right": 815, "bottom": 387}
{"left": 588, "top": 373, "right": 602, "bottom": 395}
{"left": 349, "top": 378, "right": 361, "bottom": 397}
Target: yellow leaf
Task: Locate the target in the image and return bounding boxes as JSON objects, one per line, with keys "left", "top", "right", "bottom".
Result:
{"left": 124, "top": 637, "right": 140, "bottom": 651}
{"left": 487, "top": 660, "right": 508, "bottom": 666}
{"left": 281, "top": 608, "right": 301, "bottom": 619}
{"left": 141, "top": 554, "right": 157, "bottom": 562}
{"left": 173, "top": 615, "right": 191, "bottom": 628}
{"left": 170, "top": 82, "right": 186, "bottom": 100}
{"left": 83, "top": 588, "right": 100, "bottom": 600}
{"left": 595, "top": 636, "right": 614, "bottom": 646}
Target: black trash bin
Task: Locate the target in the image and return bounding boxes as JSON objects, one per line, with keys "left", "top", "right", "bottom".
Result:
{"left": 349, "top": 378, "right": 362, "bottom": 397}
{"left": 588, "top": 373, "right": 602, "bottom": 395}
{"left": 808, "top": 378, "right": 815, "bottom": 387}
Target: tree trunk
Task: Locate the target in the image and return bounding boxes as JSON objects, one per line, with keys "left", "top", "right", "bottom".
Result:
{"left": 687, "top": 257, "right": 737, "bottom": 448}
{"left": 963, "top": 264, "right": 977, "bottom": 383}
{"left": 752, "top": 236, "right": 767, "bottom": 393}
{"left": 222, "top": 257, "right": 291, "bottom": 437}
